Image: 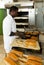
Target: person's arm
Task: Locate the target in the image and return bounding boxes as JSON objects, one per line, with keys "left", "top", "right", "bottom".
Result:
{"left": 9, "top": 31, "right": 18, "bottom": 36}
{"left": 9, "top": 20, "right": 18, "bottom": 36}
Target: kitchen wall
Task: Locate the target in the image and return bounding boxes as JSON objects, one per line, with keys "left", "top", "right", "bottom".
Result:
{"left": 0, "top": 0, "right": 13, "bottom": 35}
{"left": 0, "top": 0, "right": 13, "bottom": 8}
{"left": 0, "top": 9, "right": 7, "bottom": 35}
{"left": 18, "top": 0, "right": 29, "bottom": 1}
{"left": 35, "top": 2, "right": 44, "bottom": 30}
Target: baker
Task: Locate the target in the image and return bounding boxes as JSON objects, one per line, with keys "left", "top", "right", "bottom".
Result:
{"left": 3, "top": 6, "right": 18, "bottom": 53}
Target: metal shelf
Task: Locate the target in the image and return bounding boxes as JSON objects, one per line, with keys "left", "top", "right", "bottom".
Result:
{"left": 16, "top": 23, "right": 28, "bottom": 25}
{"left": 16, "top": 28, "right": 25, "bottom": 32}
{"left": 5, "top": 1, "right": 34, "bottom": 8}
{"left": 14, "top": 17, "right": 28, "bottom": 19}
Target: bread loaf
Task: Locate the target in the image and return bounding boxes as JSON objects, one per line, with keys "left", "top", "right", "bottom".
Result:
{"left": 32, "top": 31, "right": 39, "bottom": 35}
{"left": 26, "top": 60, "right": 42, "bottom": 65}
{"left": 11, "top": 50, "right": 23, "bottom": 57}
{"left": 8, "top": 52, "right": 18, "bottom": 61}
{"left": 25, "top": 39, "right": 37, "bottom": 48}
{"left": 28, "top": 55, "right": 42, "bottom": 62}
{"left": 31, "top": 36, "right": 38, "bottom": 41}
{"left": 4, "top": 57, "right": 17, "bottom": 65}
{"left": 25, "top": 31, "right": 32, "bottom": 35}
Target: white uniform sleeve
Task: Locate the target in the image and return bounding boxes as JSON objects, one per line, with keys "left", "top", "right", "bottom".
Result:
{"left": 3, "top": 18, "right": 12, "bottom": 36}
{"left": 11, "top": 20, "right": 16, "bottom": 32}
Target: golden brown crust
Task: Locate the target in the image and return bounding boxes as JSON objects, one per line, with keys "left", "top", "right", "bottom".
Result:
{"left": 4, "top": 57, "right": 17, "bottom": 65}
{"left": 25, "top": 31, "right": 39, "bottom": 35}
{"left": 8, "top": 52, "right": 18, "bottom": 61}
{"left": 26, "top": 60, "right": 42, "bottom": 65}
{"left": 25, "top": 39, "right": 37, "bottom": 48}
{"left": 27, "top": 55, "right": 42, "bottom": 62}
{"left": 11, "top": 50, "right": 23, "bottom": 57}
{"left": 32, "top": 31, "right": 39, "bottom": 35}
{"left": 31, "top": 36, "right": 38, "bottom": 41}
{"left": 25, "top": 31, "right": 33, "bottom": 35}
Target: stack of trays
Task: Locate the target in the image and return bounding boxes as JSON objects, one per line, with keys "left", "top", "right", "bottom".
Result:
{"left": 4, "top": 50, "right": 42, "bottom": 65}
{"left": 13, "top": 30, "right": 41, "bottom": 53}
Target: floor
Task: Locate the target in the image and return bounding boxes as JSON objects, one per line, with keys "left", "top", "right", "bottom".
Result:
{"left": 0, "top": 35, "right": 6, "bottom": 65}
{"left": 0, "top": 35, "right": 44, "bottom": 65}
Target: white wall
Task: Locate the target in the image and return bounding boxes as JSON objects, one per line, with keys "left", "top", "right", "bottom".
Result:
{"left": 35, "top": 2, "right": 44, "bottom": 29}
{"left": 1, "top": 0, "right": 13, "bottom": 3}
{"left": 18, "top": 0, "right": 29, "bottom": 1}
{"left": 0, "top": 0, "right": 13, "bottom": 8}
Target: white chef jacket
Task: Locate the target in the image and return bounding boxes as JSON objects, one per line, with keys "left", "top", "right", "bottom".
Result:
{"left": 3, "top": 14, "right": 16, "bottom": 53}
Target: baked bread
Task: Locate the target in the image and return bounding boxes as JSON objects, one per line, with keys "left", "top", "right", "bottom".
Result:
{"left": 25, "top": 39, "right": 37, "bottom": 48}
{"left": 32, "top": 31, "right": 39, "bottom": 35}
{"left": 11, "top": 50, "right": 23, "bottom": 57}
{"left": 8, "top": 52, "right": 18, "bottom": 61}
{"left": 27, "top": 55, "right": 42, "bottom": 62}
{"left": 25, "top": 31, "right": 39, "bottom": 35}
{"left": 26, "top": 60, "right": 42, "bottom": 65}
{"left": 25, "top": 31, "right": 33, "bottom": 35}
{"left": 4, "top": 57, "right": 17, "bottom": 65}
{"left": 31, "top": 36, "right": 38, "bottom": 41}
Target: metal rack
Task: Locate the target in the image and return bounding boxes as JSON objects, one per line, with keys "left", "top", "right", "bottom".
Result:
{"left": 5, "top": 1, "right": 35, "bottom": 32}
